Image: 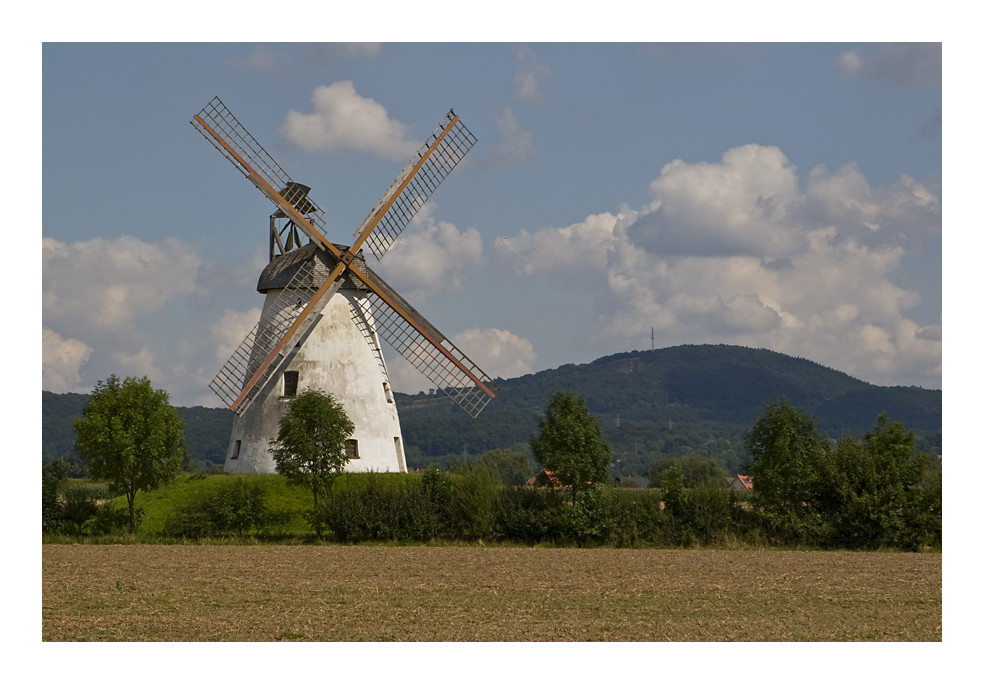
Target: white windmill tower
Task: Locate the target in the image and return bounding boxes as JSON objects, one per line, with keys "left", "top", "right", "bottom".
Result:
{"left": 191, "top": 97, "right": 496, "bottom": 474}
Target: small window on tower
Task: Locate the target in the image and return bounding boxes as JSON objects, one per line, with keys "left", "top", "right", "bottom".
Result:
{"left": 346, "top": 439, "right": 360, "bottom": 460}
{"left": 383, "top": 382, "right": 394, "bottom": 403}
{"left": 283, "top": 371, "right": 299, "bottom": 397}
{"left": 231, "top": 440, "right": 241, "bottom": 460}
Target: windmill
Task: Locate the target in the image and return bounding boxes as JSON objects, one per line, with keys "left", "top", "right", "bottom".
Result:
{"left": 191, "top": 97, "right": 496, "bottom": 474}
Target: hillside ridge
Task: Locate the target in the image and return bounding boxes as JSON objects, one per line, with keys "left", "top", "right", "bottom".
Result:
{"left": 43, "top": 344, "right": 941, "bottom": 476}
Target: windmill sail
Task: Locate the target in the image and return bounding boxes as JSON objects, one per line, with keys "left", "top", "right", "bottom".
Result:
{"left": 210, "top": 259, "right": 342, "bottom": 414}
{"left": 356, "top": 111, "right": 477, "bottom": 261}
{"left": 354, "top": 264, "right": 496, "bottom": 418}
{"left": 192, "top": 97, "right": 330, "bottom": 246}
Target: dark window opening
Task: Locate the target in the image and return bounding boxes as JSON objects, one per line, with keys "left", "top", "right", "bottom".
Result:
{"left": 283, "top": 370, "right": 299, "bottom": 397}
{"left": 231, "top": 440, "right": 241, "bottom": 460}
{"left": 346, "top": 439, "right": 360, "bottom": 460}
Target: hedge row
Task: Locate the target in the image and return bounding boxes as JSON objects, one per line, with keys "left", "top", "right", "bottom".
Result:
{"left": 46, "top": 466, "right": 938, "bottom": 550}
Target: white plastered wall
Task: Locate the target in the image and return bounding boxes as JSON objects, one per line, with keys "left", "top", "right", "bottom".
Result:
{"left": 223, "top": 286, "right": 407, "bottom": 474}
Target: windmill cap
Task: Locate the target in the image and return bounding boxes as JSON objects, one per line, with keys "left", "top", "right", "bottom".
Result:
{"left": 257, "top": 243, "right": 369, "bottom": 293}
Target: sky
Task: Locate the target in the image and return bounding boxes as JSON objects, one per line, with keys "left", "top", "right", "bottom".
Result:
{"left": 41, "top": 41, "right": 943, "bottom": 408}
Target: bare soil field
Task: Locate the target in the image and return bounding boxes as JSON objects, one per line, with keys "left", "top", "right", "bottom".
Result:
{"left": 42, "top": 545, "right": 941, "bottom": 641}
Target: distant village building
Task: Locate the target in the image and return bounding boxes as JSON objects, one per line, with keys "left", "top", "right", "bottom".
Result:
{"left": 527, "top": 470, "right": 564, "bottom": 488}
{"left": 726, "top": 474, "right": 754, "bottom": 490}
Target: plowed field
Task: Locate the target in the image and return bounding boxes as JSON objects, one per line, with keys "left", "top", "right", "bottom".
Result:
{"left": 42, "top": 545, "right": 941, "bottom": 641}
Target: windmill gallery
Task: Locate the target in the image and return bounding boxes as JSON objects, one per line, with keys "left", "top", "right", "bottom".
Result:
{"left": 191, "top": 97, "right": 496, "bottom": 475}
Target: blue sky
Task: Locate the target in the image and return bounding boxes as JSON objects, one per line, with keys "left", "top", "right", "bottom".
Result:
{"left": 42, "top": 42, "right": 942, "bottom": 407}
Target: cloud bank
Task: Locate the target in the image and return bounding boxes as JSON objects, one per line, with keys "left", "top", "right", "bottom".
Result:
{"left": 42, "top": 235, "right": 242, "bottom": 405}
{"left": 376, "top": 204, "right": 483, "bottom": 303}
{"left": 41, "top": 141, "right": 941, "bottom": 407}
{"left": 496, "top": 143, "right": 941, "bottom": 389}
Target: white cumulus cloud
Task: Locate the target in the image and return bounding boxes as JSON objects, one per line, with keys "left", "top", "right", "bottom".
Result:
{"left": 452, "top": 327, "right": 538, "bottom": 380}
{"left": 384, "top": 327, "right": 536, "bottom": 395}
{"left": 281, "top": 82, "right": 420, "bottom": 160}
{"left": 42, "top": 328, "right": 93, "bottom": 393}
{"left": 629, "top": 144, "right": 804, "bottom": 258}
{"left": 496, "top": 210, "right": 627, "bottom": 288}
{"left": 495, "top": 143, "right": 941, "bottom": 389}
{"left": 230, "top": 44, "right": 290, "bottom": 74}
{"left": 375, "top": 204, "right": 483, "bottom": 303}
{"left": 43, "top": 235, "right": 201, "bottom": 335}
{"left": 42, "top": 234, "right": 215, "bottom": 402}
{"left": 209, "top": 307, "right": 263, "bottom": 365}
{"left": 803, "top": 163, "right": 941, "bottom": 248}
{"left": 477, "top": 106, "right": 534, "bottom": 169}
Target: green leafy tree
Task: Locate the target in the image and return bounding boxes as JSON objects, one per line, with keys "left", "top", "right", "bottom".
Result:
{"left": 818, "top": 413, "right": 930, "bottom": 549}
{"left": 744, "top": 398, "right": 829, "bottom": 543}
{"left": 269, "top": 389, "right": 354, "bottom": 530}
{"left": 530, "top": 391, "right": 611, "bottom": 503}
{"left": 73, "top": 375, "right": 186, "bottom": 532}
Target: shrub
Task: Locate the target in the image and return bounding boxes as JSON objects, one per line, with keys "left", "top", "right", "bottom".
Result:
{"left": 602, "top": 489, "right": 666, "bottom": 547}
{"left": 686, "top": 482, "right": 738, "bottom": 545}
{"left": 662, "top": 478, "right": 744, "bottom": 547}
{"left": 447, "top": 464, "right": 499, "bottom": 541}
{"left": 60, "top": 484, "right": 106, "bottom": 535}
{"left": 493, "top": 486, "right": 568, "bottom": 544}
{"left": 492, "top": 486, "right": 666, "bottom": 547}
{"left": 91, "top": 501, "right": 142, "bottom": 535}
{"left": 163, "top": 478, "right": 274, "bottom": 538}
{"left": 474, "top": 449, "right": 534, "bottom": 486}
{"left": 319, "top": 472, "right": 438, "bottom": 542}
{"left": 42, "top": 459, "right": 70, "bottom": 533}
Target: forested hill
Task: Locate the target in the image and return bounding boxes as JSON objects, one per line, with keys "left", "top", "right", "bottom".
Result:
{"left": 42, "top": 344, "right": 941, "bottom": 477}
{"left": 393, "top": 345, "right": 941, "bottom": 476}
{"left": 42, "top": 392, "right": 232, "bottom": 468}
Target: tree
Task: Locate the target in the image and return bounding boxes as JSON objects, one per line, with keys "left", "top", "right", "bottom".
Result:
{"left": 817, "top": 413, "right": 930, "bottom": 549}
{"left": 269, "top": 389, "right": 354, "bottom": 528}
{"left": 530, "top": 391, "right": 611, "bottom": 503}
{"left": 74, "top": 375, "right": 186, "bottom": 532}
{"left": 744, "top": 398, "right": 829, "bottom": 543}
